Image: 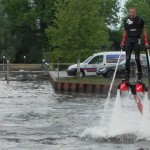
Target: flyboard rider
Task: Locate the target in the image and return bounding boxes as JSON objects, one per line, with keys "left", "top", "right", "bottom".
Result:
{"left": 119, "top": 6, "right": 149, "bottom": 95}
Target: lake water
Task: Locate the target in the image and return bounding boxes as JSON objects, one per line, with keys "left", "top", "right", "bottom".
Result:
{"left": 0, "top": 80, "right": 150, "bottom": 150}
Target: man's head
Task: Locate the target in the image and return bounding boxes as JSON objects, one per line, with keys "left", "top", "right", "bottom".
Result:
{"left": 129, "top": 7, "right": 136, "bottom": 18}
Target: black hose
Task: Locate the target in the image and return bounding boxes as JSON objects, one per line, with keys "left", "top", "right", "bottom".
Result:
{"left": 145, "top": 48, "right": 150, "bottom": 88}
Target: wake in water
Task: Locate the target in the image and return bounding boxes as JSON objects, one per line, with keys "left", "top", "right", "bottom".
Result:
{"left": 81, "top": 90, "right": 150, "bottom": 143}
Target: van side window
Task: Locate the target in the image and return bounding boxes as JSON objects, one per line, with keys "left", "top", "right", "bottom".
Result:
{"left": 106, "top": 54, "right": 125, "bottom": 63}
{"left": 88, "top": 55, "right": 103, "bottom": 64}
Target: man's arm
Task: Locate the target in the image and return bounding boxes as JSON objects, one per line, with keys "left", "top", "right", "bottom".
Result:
{"left": 142, "top": 26, "right": 149, "bottom": 47}
{"left": 121, "top": 30, "right": 127, "bottom": 44}
{"left": 120, "top": 30, "right": 127, "bottom": 48}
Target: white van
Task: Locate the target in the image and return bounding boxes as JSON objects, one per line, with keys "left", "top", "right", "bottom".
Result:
{"left": 67, "top": 51, "right": 126, "bottom": 76}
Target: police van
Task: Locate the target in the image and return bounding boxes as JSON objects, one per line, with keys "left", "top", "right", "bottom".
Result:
{"left": 67, "top": 51, "right": 126, "bottom": 77}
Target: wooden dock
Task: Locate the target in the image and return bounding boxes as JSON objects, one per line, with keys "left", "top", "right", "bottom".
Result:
{"left": 48, "top": 71, "right": 117, "bottom": 96}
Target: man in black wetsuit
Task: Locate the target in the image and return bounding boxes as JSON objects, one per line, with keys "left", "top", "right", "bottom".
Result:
{"left": 120, "top": 7, "right": 149, "bottom": 82}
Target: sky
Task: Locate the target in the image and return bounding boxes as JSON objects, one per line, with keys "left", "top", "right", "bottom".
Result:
{"left": 107, "top": 0, "right": 127, "bottom": 29}
{"left": 119, "top": 0, "right": 127, "bottom": 16}
{"left": 120, "top": 0, "right": 127, "bottom": 7}
{"left": 110, "top": 0, "right": 126, "bottom": 29}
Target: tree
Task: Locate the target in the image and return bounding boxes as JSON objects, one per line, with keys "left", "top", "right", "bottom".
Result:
{"left": 46, "top": 0, "right": 110, "bottom": 57}
{"left": 46, "top": 0, "right": 112, "bottom": 77}
{"left": 31, "top": 0, "right": 56, "bottom": 50}
{"left": 109, "top": 29, "right": 123, "bottom": 51}
{"left": 2, "top": 0, "right": 56, "bottom": 63}
{"left": 98, "top": 0, "right": 120, "bottom": 27}
{"left": 0, "top": 1, "right": 16, "bottom": 61}
{"left": 0, "top": 0, "right": 120, "bottom": 63}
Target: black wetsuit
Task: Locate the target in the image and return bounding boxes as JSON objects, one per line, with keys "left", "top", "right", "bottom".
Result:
{"left": 123, "top": 16, "right": 145, "bottom": 80}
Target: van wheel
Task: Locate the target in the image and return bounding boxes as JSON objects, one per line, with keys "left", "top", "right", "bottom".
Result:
{"left": 106, "top": 70, "right": 114, "bottom": 78}
{"left": 74, "top": 70, "right": 85, "bottom": 77}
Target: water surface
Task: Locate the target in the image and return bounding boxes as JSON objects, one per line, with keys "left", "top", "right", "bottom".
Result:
{"left": 0, "top": 81, "right": 149, "bottom": 150}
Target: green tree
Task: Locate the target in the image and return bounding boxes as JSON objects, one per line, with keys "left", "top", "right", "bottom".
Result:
{"left": 1, "top": 0, "right": 120, "bottom": 63}
{"left": 98, "top": 0, "right": 120, "bottom": 27}
{"left": 31, "top": 0, "right": 56, "bottom": 50}
{"left": 0, "top": 1, "right": 16, "bottom": 61}
{"left": 2, "top": 0, "right": 56, "bottom": 63}
{"left": 109, "top": 29, "right": 123, "bottom": 51}
{"left": 46, "top": 0, "right": 110, "bottom": 61}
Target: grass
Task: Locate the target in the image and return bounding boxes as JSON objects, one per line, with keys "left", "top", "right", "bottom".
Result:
{"left": 56, "top": 75, "right": 149, "bottom": 87}
{"left": 56, "top": 75, "right": 121, "bottom": 85}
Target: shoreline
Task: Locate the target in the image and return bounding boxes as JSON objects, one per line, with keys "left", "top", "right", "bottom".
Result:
{"left": 48, "top": 71, "right": 117, "bottom": 96}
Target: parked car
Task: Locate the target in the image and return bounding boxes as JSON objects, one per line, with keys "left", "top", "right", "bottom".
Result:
{"left": 96, "top": 54, "right": 148, "bottom": 78}
{"left": 67, "top": 51, "right": 126, "bottom": 77}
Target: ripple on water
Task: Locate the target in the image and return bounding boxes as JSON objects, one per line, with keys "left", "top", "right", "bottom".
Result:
{"left": 0, "top": 81, "right": 150, "bottom": 150}
{"left": 81, "top": 132, "right": 138, "bottom": 144}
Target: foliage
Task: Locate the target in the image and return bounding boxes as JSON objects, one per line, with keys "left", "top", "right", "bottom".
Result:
{"left": 98, "top": 0, "right": 120, "bottom": 27}
{"left": 108, "top": 29, "right": 123, "bottom": 51}
{"left": 0, "top": 0, "right": 121, "bottom": 63}
{"left": 0, "top": 1, "right": 16, "bottom": 61}
{"left": 46, "top": 0, "right": 110, "bottom": 59}
{"left": 1, "top": 0, "right": 56, "bottom": 63}
{"left": 48, "top": 48, "right": 101, "bottom": 64}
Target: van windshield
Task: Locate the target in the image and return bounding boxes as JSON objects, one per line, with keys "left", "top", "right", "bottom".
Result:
{"left": 83, "top": 56, "right": 93, "bottom": 63}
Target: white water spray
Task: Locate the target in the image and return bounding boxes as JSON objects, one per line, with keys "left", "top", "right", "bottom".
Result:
{"left": 141, "top": 92, "right": 150, "bottom": 137}
{"left": 143, "top": 92, "right": 149, "bottom": 119}
{"left": 100, "top": 50, "right": 123, "bottom": 126}
{"left": 108, "top": 89, "right": 124, "bottom": 136}
{"left": 81, "top": 90, "right": 150, "bottom": 140}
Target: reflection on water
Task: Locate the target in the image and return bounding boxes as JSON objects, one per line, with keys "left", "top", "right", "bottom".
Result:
{"left": 0, "top": 80, "right": 149, "bottom": 150}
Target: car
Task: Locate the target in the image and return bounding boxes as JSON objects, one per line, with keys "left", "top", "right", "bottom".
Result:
{"left": 96, "top": 60, "right": 136, "bottom": 78}
{"left": 67, "top": 51, "right": 125, "bottom": 77}
{"left": 96, "top": 54, "right": 148, "bottom": 78}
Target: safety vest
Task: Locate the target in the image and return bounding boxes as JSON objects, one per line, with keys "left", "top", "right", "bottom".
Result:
{"left": 124, "top": 16, "right": 144, "bottom": 37}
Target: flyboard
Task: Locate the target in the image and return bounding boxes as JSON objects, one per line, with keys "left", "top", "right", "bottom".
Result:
{"left": 117, "top": 48, "right": 150, "bottom": 115}
{"left": 118, "top": 79, "right": 148, "bottom": 114}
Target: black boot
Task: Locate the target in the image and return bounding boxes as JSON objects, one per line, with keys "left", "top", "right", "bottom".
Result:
{"left": 137, "top": 72, "right": 142, "bottom": 82}
{"left": 125, "top": 73, "right": 130, "bottom": 83}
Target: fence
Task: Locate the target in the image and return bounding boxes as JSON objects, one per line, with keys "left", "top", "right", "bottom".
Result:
{"left": 0, "top": 62, "right": 73, "bottom": 72}
{"left": 0, "top": 64, "right": 43, "bottom": 71}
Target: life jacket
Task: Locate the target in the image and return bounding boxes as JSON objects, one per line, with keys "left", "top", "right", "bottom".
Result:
{"left": 120, "top": 82, "right": 128, "bottom": 91}
{"left": 124, "top": 16, "right": 144, "bottom": 37}
{"left": 135, "top": 83, "right": 144, "bottom": 93}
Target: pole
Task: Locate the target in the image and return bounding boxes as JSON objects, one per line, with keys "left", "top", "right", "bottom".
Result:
{"left": 23, "top": 56, "right": 26, "bottom": 64}
{"left": 7, "top": 60, "right": 9, "bottom": 84}
{"left": 57, "top": 57, "right": 59, "bottom": 78}
{"left": 3, "top": 60, "right": 4, "bottom": 71}
{"left": 42, "top": 59, "right": 45, "bottom": 70}
{"left": 3, "top": 56, "right": 5, "bottom": 71}
{"left": 77, "top": 49, "right": 80, "bottom": 78}
{"left": 145, "top": 48, "right": 150, "bottom": 88}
